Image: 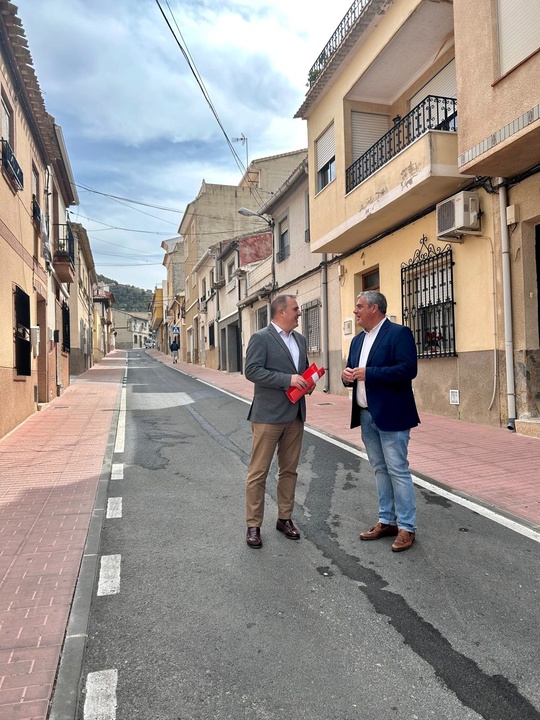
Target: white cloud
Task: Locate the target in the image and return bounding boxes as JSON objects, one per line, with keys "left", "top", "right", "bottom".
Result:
{"left": 15, "top": 0, "right": 352, "bottom": 288}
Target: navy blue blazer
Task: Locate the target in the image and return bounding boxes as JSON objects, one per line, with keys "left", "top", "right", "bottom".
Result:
{"left": 345, "top": 319, "right": 420, "bottom": 432}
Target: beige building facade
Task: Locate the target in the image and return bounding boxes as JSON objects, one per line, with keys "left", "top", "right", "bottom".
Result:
{"left": 296, "top": 0, "right": 540, "bottom": 432}
{"left": 1, "top": 2, "right": 79, "bottom": 439}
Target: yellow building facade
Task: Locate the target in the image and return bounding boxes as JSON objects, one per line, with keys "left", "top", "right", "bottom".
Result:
{"left": 297, "top": 0, "right": 540, "bottom": 432}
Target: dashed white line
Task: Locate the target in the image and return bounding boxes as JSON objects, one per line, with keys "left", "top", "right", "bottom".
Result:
{"left": 84, "top": 669, "right": 118, "bottom": 719}
{"left": 97, "top": 555, "right": 121, "bottom": 596}
{"left": 106, "top": 498, "right": 122, "bottom": 519}
{"left": 111, "top": 463, "right": 124, "bottom": 480}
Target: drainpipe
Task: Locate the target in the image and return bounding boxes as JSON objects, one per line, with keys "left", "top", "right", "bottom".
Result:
{"left": 498, "top": 178, "right": 516, "bottom": 430}
{"left": 321, "top": 254, "right": 329, "bottom": 392}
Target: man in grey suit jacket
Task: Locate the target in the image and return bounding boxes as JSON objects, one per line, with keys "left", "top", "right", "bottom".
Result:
{"left": 244, "top": 295, "right": 311, "bottom": 548}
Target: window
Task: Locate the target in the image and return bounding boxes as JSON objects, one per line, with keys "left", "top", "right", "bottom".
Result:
{"left": 14, "top": 286, "right": 31, "bottom": 376}
{"left": 401, "top": 236, "right": 456, "bottom": 359}
{"left": 1, "top": 94, "right": 13, "bottom": 145}
{"left": 497, "top": 0, "right": 540, "bottom": 76}
{"left": 257, "top": 305, "right": 268, "bottom": 329}
{"left": 302, "top": 300, "right": 321, "bottom": 353}
{"left": 316, "top": 123, "right": 335, "bottom": 192}
{"left": 227, "top": 260, "right": 236, "bottom": 282}
{"left": 304, "top": 190, "right": 310, "bottom": 243}
{"left": 201, "top": 278, "right": 207, "bottom": 300}
{"left": 276, "top": 216, "right": 289, "bottom": 263}
{"left": 62, "top": 301, "right": 71, "bottom": 353}
{"left": 208, "top": 321, "right": 215, "bottom": 348}
{"left": 362, "top": 269, "right": 380, "bottom": 292}
{"left": 209, "top": 269, "right": 215, "bottom": 289}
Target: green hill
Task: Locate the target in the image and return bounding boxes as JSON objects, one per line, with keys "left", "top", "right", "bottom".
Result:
{"left": 97, "top": 274, "right": 153, "bottom": 312}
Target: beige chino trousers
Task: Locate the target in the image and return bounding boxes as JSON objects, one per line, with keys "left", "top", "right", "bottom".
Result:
{"left": 246, "top": 417, "right": 304, "bottom": 527}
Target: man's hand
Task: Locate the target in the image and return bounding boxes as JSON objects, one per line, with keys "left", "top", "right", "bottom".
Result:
{"left": 342, "top": 366, "right": 366, "bottom": 383}
{"left": 290, "top": 374, "right": 310, "bottom": 390}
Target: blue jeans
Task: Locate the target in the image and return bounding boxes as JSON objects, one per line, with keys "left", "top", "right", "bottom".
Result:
{"left": 360, "top": 409, "right": 416, "bottom": 533}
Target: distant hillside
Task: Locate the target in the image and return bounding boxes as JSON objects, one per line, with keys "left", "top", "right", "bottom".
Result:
{"left": 97, "top": 274, "right": 153, "bottom": 312}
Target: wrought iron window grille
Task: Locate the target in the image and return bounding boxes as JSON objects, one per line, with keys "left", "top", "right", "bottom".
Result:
{"left": 401, "top": 235, "right": 456, "bottom": 359}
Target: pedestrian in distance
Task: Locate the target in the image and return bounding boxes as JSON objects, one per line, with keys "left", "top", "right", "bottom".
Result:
{"left": 342, "top": 291, "right": 420, "bottom": 552}
{"left": 170, "top": 339, "right": 179, "bottom": 363}
{"left": 244, "top": 294, "right": 312, "bottom": 549}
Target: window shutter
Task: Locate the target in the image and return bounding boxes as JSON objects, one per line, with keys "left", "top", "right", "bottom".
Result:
{"left": 1, "top": 99, "right": 10, "bottom": 140}
{"left": 410, "top": 59, "right": 456, "bottom": 109}
{"left": 316, "top": 124, "right": 335, "bottom": 171}
{"left": 497, "top": 0, "right": 540, "bottom": 75}
{"left": 351, "top": 112, "right": 389, "bottom": 160}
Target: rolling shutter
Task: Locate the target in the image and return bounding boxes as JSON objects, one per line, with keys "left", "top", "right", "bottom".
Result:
{"left": 351, "top": 112, "right": 389, "bottom": 160}
{"left": 410, "top": 59, "right": 456, "bottom": 109}
{"left": 497, "top": 0, "right": 540, "bottom": 75}
{"left": 316, "top": 124, "right": 335, "bottom": 171}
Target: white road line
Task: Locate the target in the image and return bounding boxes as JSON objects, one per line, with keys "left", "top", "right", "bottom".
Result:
{"left": 114, "top": 386, "right": 127, "bottom": 454}
{"left": 111, "top": 463, "right": 124, "bottom": 480}
{"left": 106, "top": 498, "right": 122, "bottom": 519}
{"left": 97, "top": 555, "right": 121, "bottom": 596}
{"left": 84, "top": 669, "right": 118, "bottom": 719}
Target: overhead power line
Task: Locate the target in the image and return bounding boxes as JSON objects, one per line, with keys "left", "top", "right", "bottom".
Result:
{"left": 155, "top": 0, "right": 265, "bottom": 209}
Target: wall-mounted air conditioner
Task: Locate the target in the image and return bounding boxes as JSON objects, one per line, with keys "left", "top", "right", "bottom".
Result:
{"left": 436, "top": 191, "right": 481, "bottom": 241}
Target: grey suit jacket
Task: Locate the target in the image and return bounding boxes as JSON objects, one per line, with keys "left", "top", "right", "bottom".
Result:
{"left": 245, "top": 324, "right": 309, "bottom": 424}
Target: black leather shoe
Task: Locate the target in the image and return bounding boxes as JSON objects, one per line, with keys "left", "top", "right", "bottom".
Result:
{"left": 276, "top": 518, "right": 300, "bottom": 539}
{"left": 246, "top": 527, "right": 262, "bottom": 548}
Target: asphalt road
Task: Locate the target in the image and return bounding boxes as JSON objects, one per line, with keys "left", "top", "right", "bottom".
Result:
{"left": 76, "top": 350, "right": 540, "bottom": 720}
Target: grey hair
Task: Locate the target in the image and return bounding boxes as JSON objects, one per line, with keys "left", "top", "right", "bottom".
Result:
{"left": 357, "top": 290, "right": 387, "bottom": 315}
{"left": 270, "top": 294, "right": 296, "bottom": 318}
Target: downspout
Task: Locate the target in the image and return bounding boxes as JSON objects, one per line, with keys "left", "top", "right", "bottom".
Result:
{"left": 498, "top": 178, "right": 516, "bottom": 430}
{"left": 321, "top": 254, "right": 329, "bottom": 392}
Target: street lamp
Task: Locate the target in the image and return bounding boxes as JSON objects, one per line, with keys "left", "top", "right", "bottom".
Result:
{"left": 238, "top": 207, "right": 274, "bottom": 226}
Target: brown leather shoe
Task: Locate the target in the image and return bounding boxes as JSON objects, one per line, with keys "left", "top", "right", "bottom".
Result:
{"left": 276, "top": 518, "right": 300, "bottom": 539}
{"left": 391, "top": 529, "right": 415, "bottom": 552}
{"left": 246, "top": 527, "right": 262, "bottom": 548}
{"left": 359, "top": 522, "right": 399, "bottom": 541}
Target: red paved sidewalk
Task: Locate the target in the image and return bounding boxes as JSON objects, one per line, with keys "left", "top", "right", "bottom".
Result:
{"left": 151, "top": 350, "right": 540, "bottom": 530}
{"left": 0, "top": 351, "right": 126, "bottom": 720}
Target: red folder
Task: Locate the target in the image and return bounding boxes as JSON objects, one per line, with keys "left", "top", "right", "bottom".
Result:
{"left": 286, "top": 363, "right": 326, "bottom": 403}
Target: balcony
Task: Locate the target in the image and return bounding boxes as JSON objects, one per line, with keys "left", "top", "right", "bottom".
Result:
{"left": 1, "top": 139, "right": 24, "bottom": 191}
{"left": 52, "top": 223, "right": 76, "bottom": 283}
{"left": 32, "top": 195, "right": 42, "bottom": 226}
{"left": 346, "top": 97, "right": 457, "bottom": 193}
{"left": 312, "top": 101, "right": 469, "bottom": 254}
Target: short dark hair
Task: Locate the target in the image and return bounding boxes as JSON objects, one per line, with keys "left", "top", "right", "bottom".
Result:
{"left": 270, "top": 294, "right": 296, "bottom": 319}
{"left": 357, "top": 290, "right": 387, "bottom": 315}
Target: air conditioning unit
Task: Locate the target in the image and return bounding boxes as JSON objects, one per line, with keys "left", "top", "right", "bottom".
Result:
{"left": 436, "top": 191, "right": 481, "bottom": 240}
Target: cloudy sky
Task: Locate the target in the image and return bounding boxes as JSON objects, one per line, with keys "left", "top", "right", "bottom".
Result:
{"left": 15, "top": 0, "right": 352, "bottom": 290}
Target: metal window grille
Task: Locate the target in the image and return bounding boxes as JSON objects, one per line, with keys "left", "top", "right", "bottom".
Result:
{"left": 302, "top": 300, "right": 320, "bottom": 353}
{"left": 401, "top": 236, "right": 456, "bottom": 359}
{"left": 209, "top": 321, "right": 215, "bottom": 349}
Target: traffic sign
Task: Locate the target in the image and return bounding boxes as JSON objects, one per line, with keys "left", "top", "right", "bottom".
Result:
{"left": 171, "top": 326, "right": 181, "bottom": 333}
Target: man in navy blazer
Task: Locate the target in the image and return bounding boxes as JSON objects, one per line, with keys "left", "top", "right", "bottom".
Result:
{"left": 244, "top": 295, "right": 311, "bottom": 549}
{"left": 343, "top": 291, "right": 420, "bottom": 552}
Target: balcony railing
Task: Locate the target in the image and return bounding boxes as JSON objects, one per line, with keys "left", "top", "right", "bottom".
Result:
{"left": 308, "top": 0, "right": 372, "bottom": 86}
{"left": 346, "top": 96, "right": 457, "bottom": 194}
{"left": 1, "top": 138, "right": 24, "bottom": 191}
{"left": 53, "top": 223, "right": 75, "bottom": 263}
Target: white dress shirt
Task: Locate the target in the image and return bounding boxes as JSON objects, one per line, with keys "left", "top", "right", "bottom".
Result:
{"left": 356, "top": 316, "right": 388, "bottom": 408}
{"left": 272, "top": 322, "right": 300, "bottom": 371}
